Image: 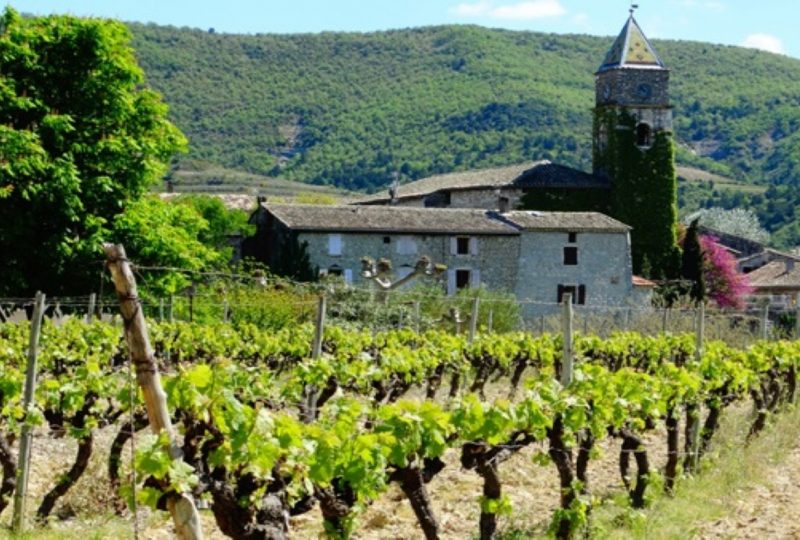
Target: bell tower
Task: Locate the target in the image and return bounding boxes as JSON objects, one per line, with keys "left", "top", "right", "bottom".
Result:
{"left": 593, "top": 8, "right": 680, "bottom": 277}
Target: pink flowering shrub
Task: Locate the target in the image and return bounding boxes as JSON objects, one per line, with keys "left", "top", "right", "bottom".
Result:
{"left": 699, "top": 235, "right": 753, "bottom": 309}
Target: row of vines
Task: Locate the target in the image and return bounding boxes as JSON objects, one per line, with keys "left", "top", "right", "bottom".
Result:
{"left": 0, "top": 319, "right": 797, "bottom": 539}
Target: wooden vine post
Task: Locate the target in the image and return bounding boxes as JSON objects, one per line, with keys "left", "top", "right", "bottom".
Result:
{"left": 12, "top": 291, "right": 46, "bottom": 533}
{"left": 560, "top": 293, "right": 574, "bottom": 387}
{"left": 103, "top": 244, "right": 204, "bottom": 540}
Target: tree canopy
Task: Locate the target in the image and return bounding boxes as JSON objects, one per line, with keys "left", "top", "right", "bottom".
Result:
{"left": 0, "top": 8, "right": 186, "bottom": 295}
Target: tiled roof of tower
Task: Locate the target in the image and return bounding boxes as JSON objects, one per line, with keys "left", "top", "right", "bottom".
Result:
{"left": 598, "top": 15, "right": 666, "bottom": 72}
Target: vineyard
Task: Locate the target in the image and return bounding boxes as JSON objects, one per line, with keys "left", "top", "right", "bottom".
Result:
{"left": 1, "top": 312, "right": 799, "bottom": 539}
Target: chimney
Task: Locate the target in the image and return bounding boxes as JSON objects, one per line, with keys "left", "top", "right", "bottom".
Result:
{"left": 786, "top": 258, "right": 796, "bottom": 273}
{"left": 389, "top": 171, "right": 400, "bottom": 206}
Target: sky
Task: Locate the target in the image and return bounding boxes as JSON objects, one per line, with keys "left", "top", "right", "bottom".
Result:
{"left": 15, "top": 0, "right": 800, "bottom": 58}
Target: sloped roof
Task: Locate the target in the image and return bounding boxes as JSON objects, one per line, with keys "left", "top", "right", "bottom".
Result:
{"left": 262, "top": 204, "right": 631, "bottom": 236}
{"left": 263, "top": 204, "right": 519, "bottom": 235}
{"left": 598, "top": 15, "right": 666, "bottom": 72}
{"left": 515, "top": 162, "right": 609, "bottom": 189}
{"left": 746, "top": 260, "right": 800, "bottom": 290}
{"left": 502, "top": 211, "right": 630, "bottom": 232}
{"left": 354, "top": 161, "right": 608, "bottom": 205}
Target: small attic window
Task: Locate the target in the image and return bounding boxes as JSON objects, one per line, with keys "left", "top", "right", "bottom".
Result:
{"left": 636, "top": 123, "right": 652, "bottom": 148}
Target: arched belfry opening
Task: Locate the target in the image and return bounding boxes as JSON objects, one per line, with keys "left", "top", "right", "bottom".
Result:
{"left": 636, "top": 123, "right": 652, "bottom": 147}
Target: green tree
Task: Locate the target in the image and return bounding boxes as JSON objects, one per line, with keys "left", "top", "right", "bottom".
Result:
{"left": 0, "top": 8, "right": 186, "bottom": 295}
{"left": 174, "top": 194, "right": 254, "bottom": 259}
{"left": 111, "top": 196, "right": 221, "bottom": 296}
{"left": 681, "top": 218, "right": 706, "bottom": 304}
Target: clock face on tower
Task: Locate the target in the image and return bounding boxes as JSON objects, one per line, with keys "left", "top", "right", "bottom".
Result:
{"left": 636, "top": 83, "right": 652, "bottom": 100}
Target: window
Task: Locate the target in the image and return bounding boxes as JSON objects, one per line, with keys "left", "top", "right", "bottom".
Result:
{"left": 328, "top": 234, "right": 342, "bottom": 256}
{"left": 636, "top": 123, "right": 652, "bottom": 147}
{"left": 383, "top": 236, "right": 391, "bottom": 244}
{"left": 557, "top": 285, "right": 586, "bottom": 305}
{"left": 498, "top": 196, "right": 510, "bottom": 213}
{"left": 563, "top": 246, "right": 578, "bottom": 265}
{"left": 327, "top": 265, "right": 343, "bottom": 277}
{"left": 447, "top": 268, "right": 480, "bottom": 294}
{"left": 451, "top": 236, "right": 478, "bottom": 256}
{"left": 568, "top": 232, "right": 577, "bottom": 243}
{"left": 396, "top": 236, "right": 417, "bottom": 255}
{"left": 455, "top": 269, "right": 471, "bottom": 290}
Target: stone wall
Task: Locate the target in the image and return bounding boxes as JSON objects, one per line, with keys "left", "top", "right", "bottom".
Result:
{"left": 297, "top": 231, "right": 520, "bottom": 293}
{"left": 596, "top": 69, "right": 670, "bottom": 107}
{"left": 385, "top": 188, "right": 523, "bottom": 211}
{"left": 515, "top": 230, "right": 635, "bottom": 316}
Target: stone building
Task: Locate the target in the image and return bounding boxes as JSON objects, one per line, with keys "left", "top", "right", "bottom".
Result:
{"left": 249, "top": 203, "right": 646, "bottom": 314}
{"left": 354, "top": 11, "right": 680, "bottom": 276}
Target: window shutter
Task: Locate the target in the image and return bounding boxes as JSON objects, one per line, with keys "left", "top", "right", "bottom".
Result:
{"left": 578, "top": 285, "right": 586, "bottom": 305}
{"left": 450, "top": 236, "right": 457, "bottom": 255}
{"left": 328, "top": 234, "right": 342, "bottom": 256}
{"left": 344, "top": 269, "right": 353, "bottom": 285}
{"left": 447, "top": 269, "right": 456, "bottom": 295}
{"left": 471, "top": 268, "right": 481, "bottom": 288}
{"left": 469, "top": 237, "right": 478, "bottom": 255}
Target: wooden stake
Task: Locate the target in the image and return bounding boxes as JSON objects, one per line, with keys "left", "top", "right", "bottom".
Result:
{"left": 86, "top": 293, "right": 96, "bottom": 323}
{"left": 12, "top": 292, "right": 45, "bottom": 533}
{"left": 312, "top": 294, "right": 326, "bottom": 359}
{"left": 468, "top": 297, "right": 480, "bottom": 344}
{"left": 103, "top": 244, "right": 203, "bottom": 540}
{"left": 561, "top": 293, "right": 574, "bottom": 387}
{"left": 689, "top": 302, "right": 705, "bottom": 472}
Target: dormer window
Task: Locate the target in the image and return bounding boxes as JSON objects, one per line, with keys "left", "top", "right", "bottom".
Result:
{"left": 636, "top": 123, "right": 652, "bottom": 148}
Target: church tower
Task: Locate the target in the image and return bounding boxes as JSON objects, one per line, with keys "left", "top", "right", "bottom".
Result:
{"left": 593, "top": 10, "right": 680, "bottom": 277}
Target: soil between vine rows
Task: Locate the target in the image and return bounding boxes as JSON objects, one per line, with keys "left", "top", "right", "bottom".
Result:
{"left": 3, "top": 401, "right": 793, "bottom": 539}
{"left": 0, "top": 420, "right": 668, "bottom": 539}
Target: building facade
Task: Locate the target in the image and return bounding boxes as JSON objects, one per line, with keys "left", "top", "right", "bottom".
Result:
{"left": 249, "top": 203, "right": 644, "bottom": 315}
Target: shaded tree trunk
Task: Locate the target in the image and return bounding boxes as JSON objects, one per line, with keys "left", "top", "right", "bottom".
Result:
{"left": 548, "top": 415, "right": 576, "bottom": 540}
{"left": 664, "top": 409, "right": 679, "bottom": 494}
{"left": 396, "top": 466, "right": 439, "bottom": 540}
{"left": 37, "top": 433, "right": 93, "bottom": 520}
{"left": 619, "top": 430, "right": 649, "bottom": 508}
{"left": 108, "top": 412, "right": 148, "bottom": 513}
{"left": 0, "top": 434, "right": 16, "bottom": 515}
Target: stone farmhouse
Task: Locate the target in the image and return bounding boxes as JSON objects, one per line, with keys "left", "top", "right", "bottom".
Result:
{"left": 354, "top": 11, "right": 680, "bottom": 276}
{"left": 249, "top": 203, "right": 651, "bottom": 315}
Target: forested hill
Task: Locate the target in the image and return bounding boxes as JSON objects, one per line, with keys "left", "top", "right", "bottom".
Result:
{"left": 129, "top": 23, "right": 800, "bottom": 187}
{"left": 128, "top": 23, "right": 800, "bottom": 245}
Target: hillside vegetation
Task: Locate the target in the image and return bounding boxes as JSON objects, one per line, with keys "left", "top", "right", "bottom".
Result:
{"left": 128, "top": 23, "right": 800, "bottom": 246}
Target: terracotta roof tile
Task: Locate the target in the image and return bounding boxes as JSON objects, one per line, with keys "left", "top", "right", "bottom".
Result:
{"left": 747, "top": 260, "right": 800, "bottom": 289}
